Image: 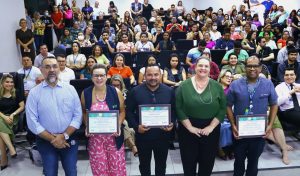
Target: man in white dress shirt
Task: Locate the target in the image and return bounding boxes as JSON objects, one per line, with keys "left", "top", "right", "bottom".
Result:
{"left": 34, "top": 44, "right": 55, "bottom": 68}
{"left": 17, "top": 55, "right": 43, "bottom": 97}
{"left": 57, "top": 54, "right": 75, "bottom": 84}
{"left": 276, "top": 67, "right": 300, "bottom": 127}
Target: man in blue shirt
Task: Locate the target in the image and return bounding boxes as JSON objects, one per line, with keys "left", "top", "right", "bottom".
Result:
{"left": 26, "top": 56, "right": 82, "bottom": 176}
{"left": 227, "top": 55, "right": 278, "bottom": 176}
{"left": 186, "top": 40, "right": 210, "bottom": 67}
{"left": 215, "top": 30, "right": 234, "bottom": 50}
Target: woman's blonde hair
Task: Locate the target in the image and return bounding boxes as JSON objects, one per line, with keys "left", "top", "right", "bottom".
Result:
{"left": 0, "top": 74, "right": 16, "bottom": 99}
{"left": 217, "top": 69, "right": 232, "bottom": 83}
{"left": 110, "top": 74, "right": 126, "bottom": 93}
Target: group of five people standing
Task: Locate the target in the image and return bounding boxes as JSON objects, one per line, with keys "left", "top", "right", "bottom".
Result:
{"left": 24, "top": 54, "right": 282, "bottom": 176}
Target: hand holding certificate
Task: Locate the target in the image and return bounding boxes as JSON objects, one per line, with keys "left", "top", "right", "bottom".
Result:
{"left": 236, "top": 114, "right": 267, "bottom": 138}
{"left": 87, "top": 110, "right": 119, "bottom": 134}
{"left": 139, "top": 104, "right": 171, "bottom": 128}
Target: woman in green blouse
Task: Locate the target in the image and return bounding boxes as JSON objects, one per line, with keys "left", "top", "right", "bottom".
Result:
{"left": 220, "top": 53, "right": 246, "bottom": 80}
{"left": 176, "top": 57, "right": 226, "bottom": 176}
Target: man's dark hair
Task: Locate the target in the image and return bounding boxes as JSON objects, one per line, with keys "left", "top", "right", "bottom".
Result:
{"left": 223, "top": 28, "right": 230, "bottom": 34}
{"left": 233, "top": 41, "right": 242, "bottom": 48}
{"left": 256, "top": 36, "right": 265, "bottom": 44}
{"left": 198, "top": 39, "right": 206, "bottom": 47}
{"left": 55, "top": 54, "right": 66, "bottom": 59}
{"left": 288, "top": 48, "right": 298, "bottom": 55}
{"left": 144, "top": 64, "right": 161, "bottom": 75}
{"left": 245, "top": 55, "right": 261, "bottom": 66}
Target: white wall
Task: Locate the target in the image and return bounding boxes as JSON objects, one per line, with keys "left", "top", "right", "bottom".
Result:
{"left": 62, "top": 0, "right": 299, "bottom": 16}
{"left": 1, "top": 0, "right": 300, "bottom": 72}
{"left": 193, "top": 0, "right": 300, "bottom": 13}
{"left": 0, "top": 0, "right": 25, "bottom": 72}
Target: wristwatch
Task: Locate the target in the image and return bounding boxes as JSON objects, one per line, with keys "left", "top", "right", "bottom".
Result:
{"left": 63, "top": 132, "right": 69, "bottom": 140}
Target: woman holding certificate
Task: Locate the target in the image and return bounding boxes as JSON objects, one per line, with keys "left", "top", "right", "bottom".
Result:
{"left": 176, "top": 57, "right": 226, "bottom": 176}
{"left": 81, "top": 64, "right": 126, "bottom": 175}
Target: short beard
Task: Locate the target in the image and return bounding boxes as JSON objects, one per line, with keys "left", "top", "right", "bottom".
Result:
{"left": 47, "top": 76, "right": 57, "bottom": 84}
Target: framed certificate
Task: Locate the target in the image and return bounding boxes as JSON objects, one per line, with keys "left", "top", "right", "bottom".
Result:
{"left": 139, "top": 104, "right": 171, "bottom": 128}
{"left": 87, "top": 110, "right": 119, "bottom": 134}
{"left": 236, "top": 114, "right": 267, "bottom": 138}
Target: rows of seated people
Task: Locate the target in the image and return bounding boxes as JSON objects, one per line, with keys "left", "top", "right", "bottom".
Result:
{"left": 10, "top": 0, "right": 300, "bottom": 172}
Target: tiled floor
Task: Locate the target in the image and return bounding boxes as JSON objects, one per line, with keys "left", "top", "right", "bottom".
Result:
{"left": 0, "top": 136, "right": 300, "bottom": 176}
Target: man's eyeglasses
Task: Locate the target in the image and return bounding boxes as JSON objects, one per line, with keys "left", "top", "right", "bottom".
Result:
{"left": 245, "top": 64, "right": 261, "bottom": 69}
{"left": 43, "top": 65, "right": 59, "bottom": 70}
{"left": 92, "top": 74, "right": 106, "bottom": 79}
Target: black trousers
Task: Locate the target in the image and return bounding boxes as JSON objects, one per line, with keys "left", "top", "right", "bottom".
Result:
{"left": 136, "top": 139, "right": 169, "bottom": 176}
{"left": 279, "top": 110, "right": 300, "bottom": 127}
{"left": 178, "top": 118, "right": 220, "bottom": 176}
{"left": 233, "top": 138, "right": 265, "bottom": 176}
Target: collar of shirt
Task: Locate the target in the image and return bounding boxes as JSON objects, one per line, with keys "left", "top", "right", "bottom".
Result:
{"left": 142, "top": 82, "right": 162, "bottom": 93}
{"left": 42, "top": 80, "right": 63, "bottom": 88}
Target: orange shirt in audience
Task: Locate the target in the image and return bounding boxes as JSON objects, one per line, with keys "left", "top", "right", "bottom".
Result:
{"left": 108, "top": 66, "right": 133, "bottom": 78}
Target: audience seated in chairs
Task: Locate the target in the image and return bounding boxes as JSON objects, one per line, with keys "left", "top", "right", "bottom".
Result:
{"left": 57, "top": 54, "right": 75, "bottom": 84}
{"left": 80, "top": 56, "right": 98, "bottom": 80}
{"left": 66, "top": 42, "right": 87, "bottom": 78}
{"left": 277, "top": 48, "right": 300, "bottom": 83}
{"left": 221, "top": 41, "right": 249, "bottom": 65}
{"left": 0, "top": 73, "right": 25, "bottom": 170}
{"left": 92, "top": 45, "right": 110, "bottom": 67}
{"left": 155, "top": 32, "right": 176, "bottom": 51}
{"left": 17, "top": 55, "right": 43, "bottom": 97}
{"left": 221, "top": 53, "right": 246, "bottom": 81}
{"left": 107, "top": 53, "right": 135, "bottom": 85}
{"left": 138, "top": 55, "right": 163, "bottom": 85}
{"left": 163, "top": 53, "right": 186, "bottom": 87}
{"left": 276, "top": 68, "right": 300, "bottom": 127}
{"left": 109, "top": 74, "right": 138, "bottom": 157}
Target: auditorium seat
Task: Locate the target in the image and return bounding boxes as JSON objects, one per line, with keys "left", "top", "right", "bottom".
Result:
{"left": 176, "top": 39, "right": 194, "bottom": 51}
{"left": 211, "top": 49, "right": 227, "bottom": 67}
{"left": 171, "top": 32, "right": 187, "bottom": 42}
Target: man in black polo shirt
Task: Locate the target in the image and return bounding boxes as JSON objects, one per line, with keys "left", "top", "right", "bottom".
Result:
{"left": 277, "top": 48, "right": 300, "bottom": 83}
{"left": 126, "top": 64, "right": 175, "bottom": 176}
{"left": 256, "top": 36, "right": 274, "bottom": 73}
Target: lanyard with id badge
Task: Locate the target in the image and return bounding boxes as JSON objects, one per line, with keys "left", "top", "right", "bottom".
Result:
{"left": 236, "top": 78, "right": 267, "bottom": 138}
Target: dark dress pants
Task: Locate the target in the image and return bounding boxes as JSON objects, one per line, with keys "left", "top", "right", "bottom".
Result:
{"left": 136, "top": 139, "right": 169, "bottom": 176}
{"left": 233, "top": 138, "right": 265, "bottom": 176}
{"left": 178, "top": 118, "right": 220, "bottom": 176}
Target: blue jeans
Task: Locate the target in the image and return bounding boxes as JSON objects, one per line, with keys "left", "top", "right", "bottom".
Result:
{"left": 34, "top": 35, "right": 44, "bottom": 50}
{"left": 37, "top": 137, "right": 78, "bottom": 176}
{"left": 233, "top": 138, "right": 265, "bottom": 176}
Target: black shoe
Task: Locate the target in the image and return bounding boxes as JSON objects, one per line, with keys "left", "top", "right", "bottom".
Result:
{"left": 1, "top": 165, "right": 8, "bottom": 171}
{"left": 11, "top": 153, "right": 17, "bottom": 159}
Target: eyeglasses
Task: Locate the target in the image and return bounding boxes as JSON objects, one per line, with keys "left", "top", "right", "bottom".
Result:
{"left": 245, "top": 64, "right": 261, "bottom": 69}
{"left": 223, "top": 75, "right": 233, "bottom": 79}
{"left": 43, "top": 65, "right": 59, "bottom": 70}
{"left": 92, "top": 74, "right": 106, "bottom": 79}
